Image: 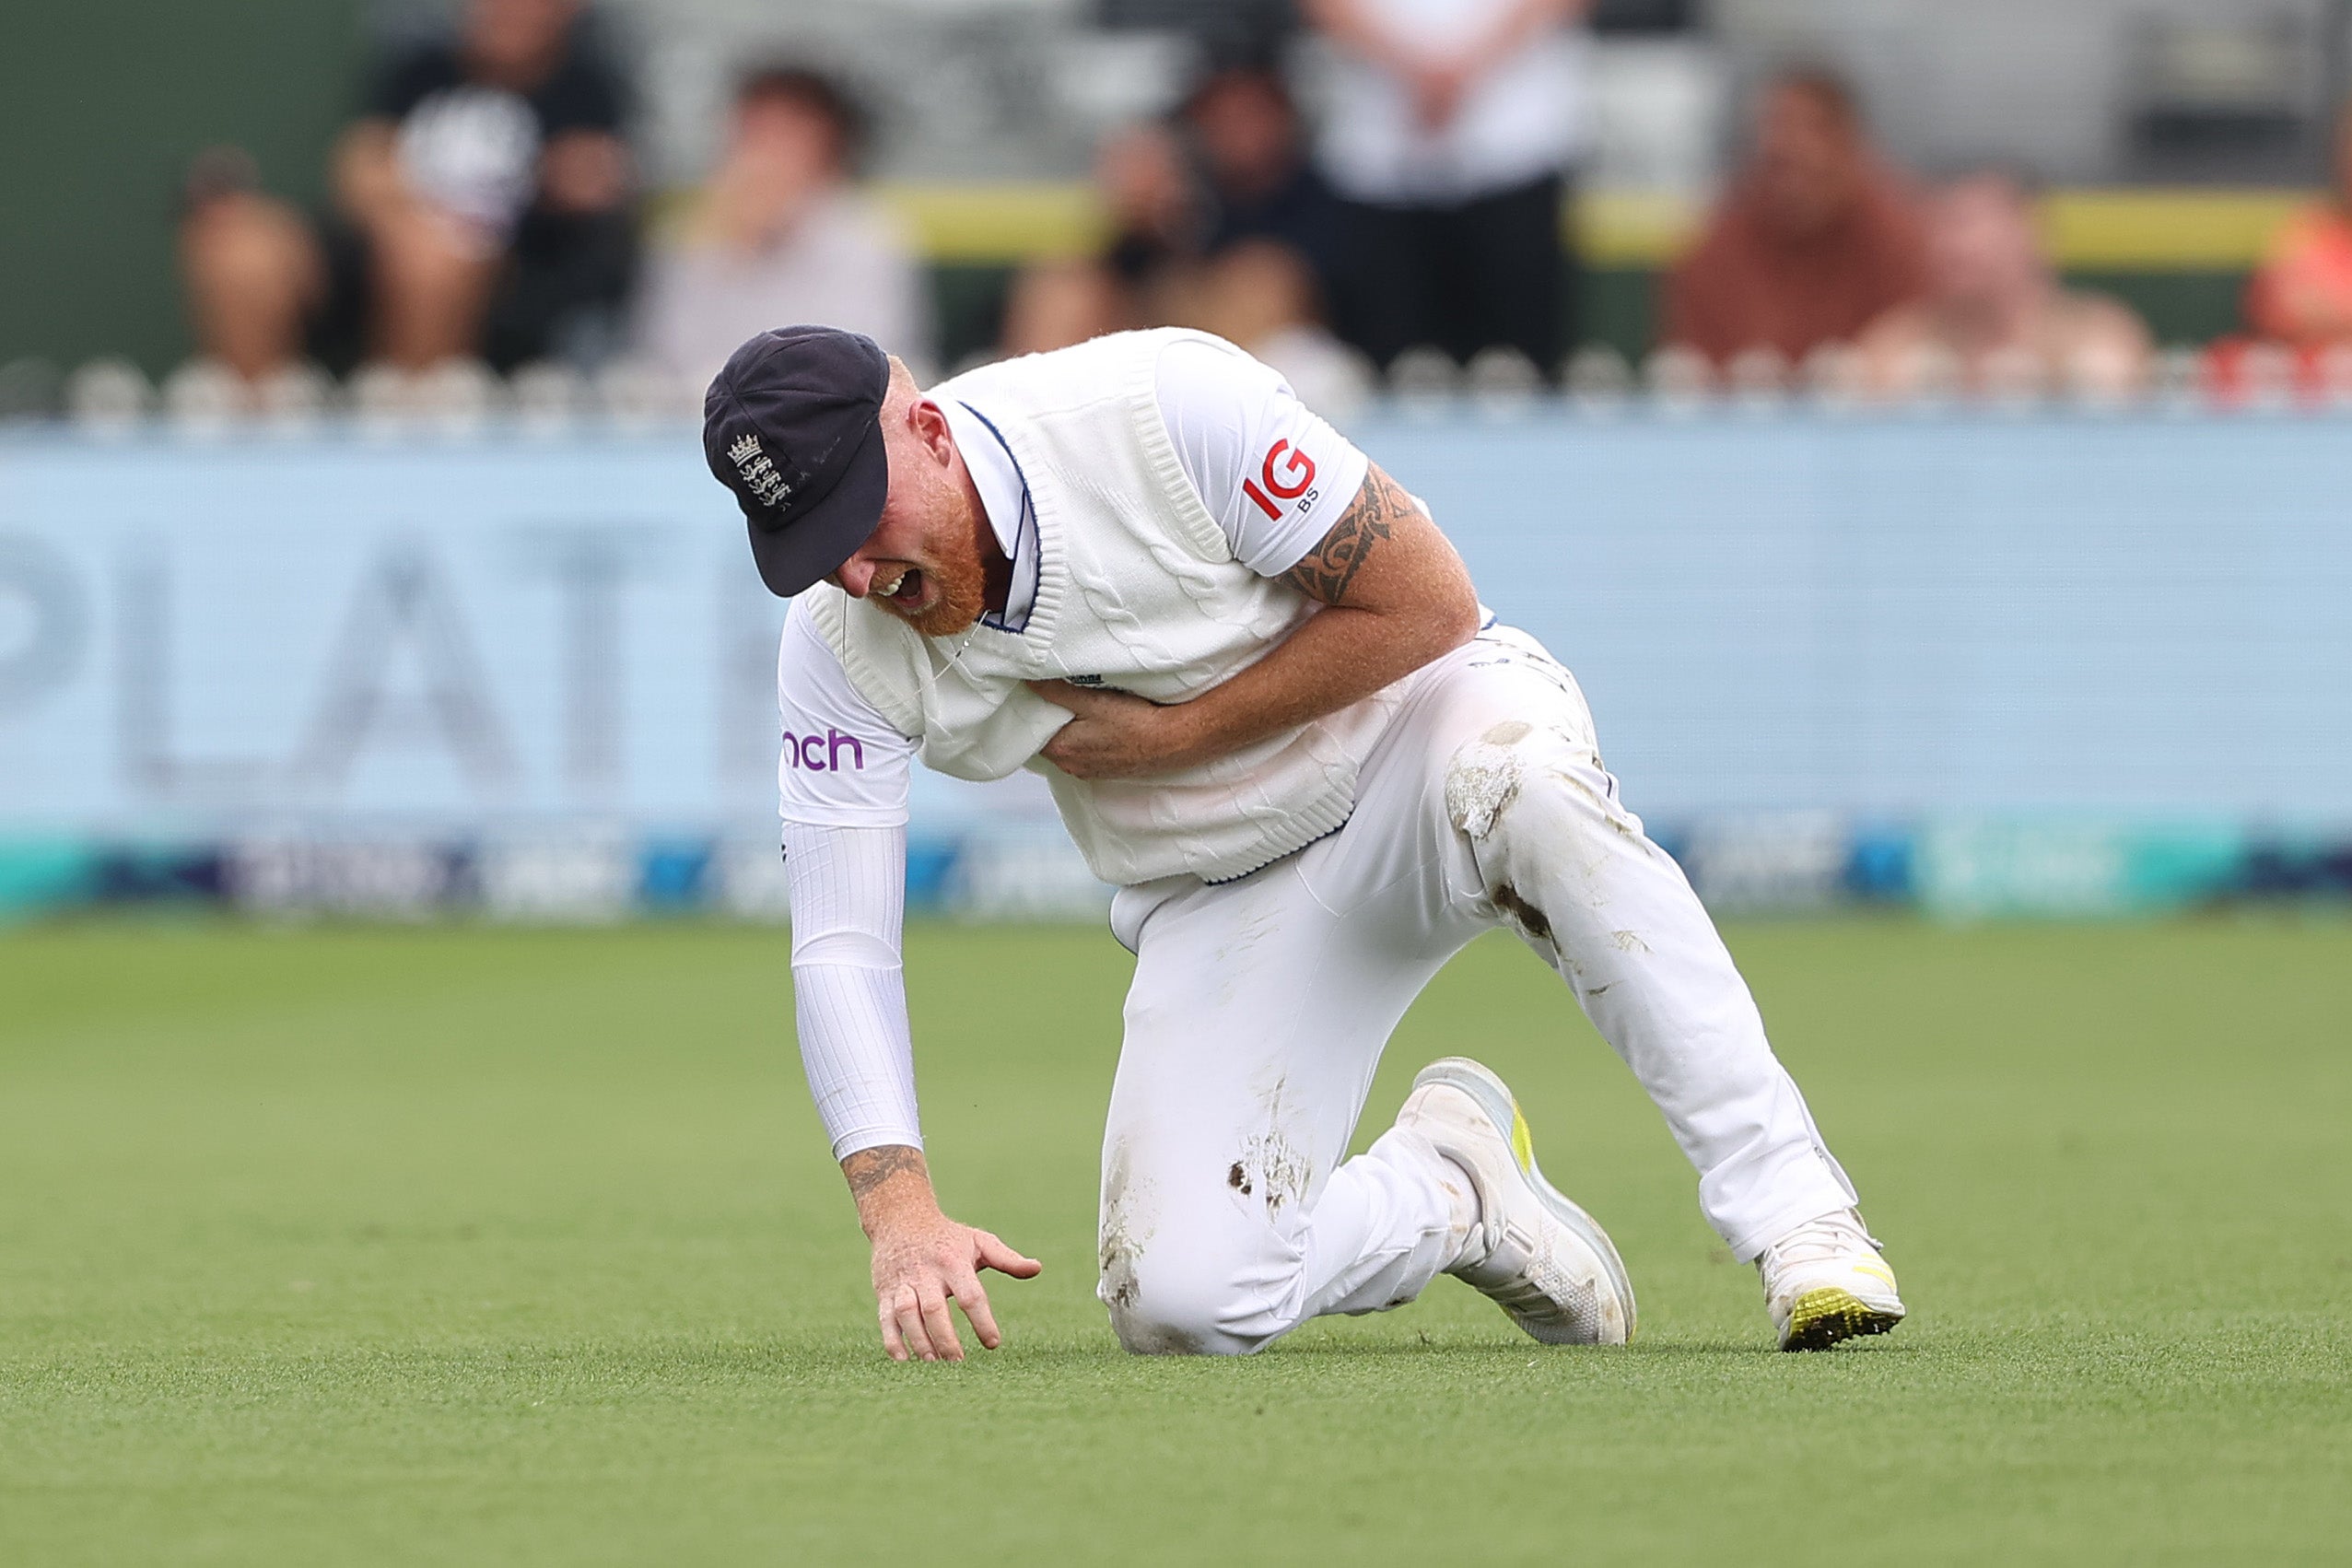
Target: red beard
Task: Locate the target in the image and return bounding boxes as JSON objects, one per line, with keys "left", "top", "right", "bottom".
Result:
{"left": 895, "top": 540, "right": 989, "bottom": 638}
{"left": 894, "top": 504, "right": 994, "bottom": 638}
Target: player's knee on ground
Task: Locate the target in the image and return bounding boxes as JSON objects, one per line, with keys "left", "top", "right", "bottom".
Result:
{"left": 1099, "top": 1181, "right": 1289, "bottom": 1356}
{"left": 1100, "top": 1262, "right": 1269, "bottom": 1356}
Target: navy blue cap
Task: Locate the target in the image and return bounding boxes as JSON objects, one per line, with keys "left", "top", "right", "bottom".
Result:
{"left": 703, "top": 326, "right": 891, "bottom": 597}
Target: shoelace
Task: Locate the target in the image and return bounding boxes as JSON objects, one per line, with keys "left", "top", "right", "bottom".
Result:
{"left": 1761, "top": 1211, "right": 1880, "bottom": 1271}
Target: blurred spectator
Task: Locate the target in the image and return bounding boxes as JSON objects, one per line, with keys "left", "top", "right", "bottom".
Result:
{"left": 1662, "top": 68, "right": 1925, "bottom": 368}
{"left": 1000, "top": 123, "right": 1199, "bottom": 357}
{"left": 999, "top": 68, "right": 1352, "bottom": 383}
{"left": 2245, "top": 104, "right": 2352, "bottom": 349}
{"left": 177, "top": 148, "right": 324, "bottom": 384}
{"left": 634, "top": 65, "right": 933, "bottom": 389}
{"left": 178, "top": 0, "right": 636, "bottom": 380}
{"left": 1182, "top": 65, "right": 1347, "bottom": 308}
{"left": 1856, "top": 170, "right": 2151, "bottom": 399}
{"left": 1303, "top": 0, "right": 1592, "bottom": 374}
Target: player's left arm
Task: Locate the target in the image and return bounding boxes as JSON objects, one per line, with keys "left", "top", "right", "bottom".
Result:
{"left": 1031, "top": 462, "right": 1480, "bottom": 778}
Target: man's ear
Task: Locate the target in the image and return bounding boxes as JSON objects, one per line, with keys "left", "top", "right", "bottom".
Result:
{"left": 907, "top": 396, "right": 956, "bottom": 467}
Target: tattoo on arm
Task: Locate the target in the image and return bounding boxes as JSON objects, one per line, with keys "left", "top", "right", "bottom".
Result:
{"left": 1276, "top": 462, "right": 1418, "bottom": 604}
{"left": 842, "top": 1143, "right": 929, "bottom": 1199}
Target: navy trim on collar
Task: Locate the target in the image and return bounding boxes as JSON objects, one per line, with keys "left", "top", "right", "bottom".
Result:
{"left": 960, "top": 402, "right": 1038, "bottom": 636}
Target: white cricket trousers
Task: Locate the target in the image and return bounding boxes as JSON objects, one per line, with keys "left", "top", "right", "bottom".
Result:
{"left": 1096, "top": 626, "right": 1858, "bottom": 1355}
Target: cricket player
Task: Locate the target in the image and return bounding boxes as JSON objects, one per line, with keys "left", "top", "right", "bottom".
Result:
{"left": 704, "top": 324, "right": 1905, "bottom": 1360}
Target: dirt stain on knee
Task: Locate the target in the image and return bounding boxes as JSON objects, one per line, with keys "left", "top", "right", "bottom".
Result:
{"left": 1610, "top": 929, "right": 1651, "bottom": 954}
{"left": 1227, "top": 1161, "right": 1251, "bottom": 1196}
{"left": 1482, "top": 720, "right": 1533, "bottom": 745}
{"left": 1098, "top": 1140, "right": 1152, "bottom": 1312}
{"left": 1100, "top": 1142, "right": 1212, "bottom": 1355}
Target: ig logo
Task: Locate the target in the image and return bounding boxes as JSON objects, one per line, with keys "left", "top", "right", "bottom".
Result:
{"left": 1242, "top": 439, "right": 1317, "bottom": 521}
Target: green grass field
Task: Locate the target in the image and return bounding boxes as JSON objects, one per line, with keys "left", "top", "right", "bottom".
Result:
{"left": 2, "top": 918, "right": 2346, "bottom": 1564}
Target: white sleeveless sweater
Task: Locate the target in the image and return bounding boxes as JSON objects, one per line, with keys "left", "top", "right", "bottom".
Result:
{"left": 801, "top": 329, "right": 1408, "bottom": 886}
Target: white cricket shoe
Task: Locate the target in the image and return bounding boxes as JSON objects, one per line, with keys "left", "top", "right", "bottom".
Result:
{"left": 1394, "top": 1057, "right": 1635, "bottom": 1345}
{"left": 1757, "top": 1209, "right": 1905, "bottom": 1351}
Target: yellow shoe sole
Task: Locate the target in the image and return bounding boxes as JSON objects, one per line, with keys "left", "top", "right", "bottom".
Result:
{"left": 1781, "top": 1287, "right": 1904, "bottom": 1352}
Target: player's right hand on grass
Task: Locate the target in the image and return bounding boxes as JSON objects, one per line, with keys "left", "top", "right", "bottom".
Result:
{"left": 842, "top": 1144, "right": 1042, "bottom": 1363}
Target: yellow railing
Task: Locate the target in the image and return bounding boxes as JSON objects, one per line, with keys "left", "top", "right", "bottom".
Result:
{"left": 870, "top": 182, "right": 2316, "bottom": 270}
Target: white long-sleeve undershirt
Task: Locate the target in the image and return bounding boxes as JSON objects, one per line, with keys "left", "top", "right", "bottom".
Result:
{"left": 784, "top": 821, "right": 921, "bottom": 1159}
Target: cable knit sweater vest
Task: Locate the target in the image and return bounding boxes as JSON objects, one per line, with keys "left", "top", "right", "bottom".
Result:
{"left": 802, "top": 329, "right": 1407, "bottom": 885}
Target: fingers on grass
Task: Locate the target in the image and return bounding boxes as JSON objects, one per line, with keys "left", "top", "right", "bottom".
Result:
{"left": 953, "top": 1271, "right": 1001, "bottom": 1351}
{"left": 919, "top": 1285, "right": 963, "bottom": 1362}
{"left": 889, "top": 1283, "right": 934, "bottom": 1362}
